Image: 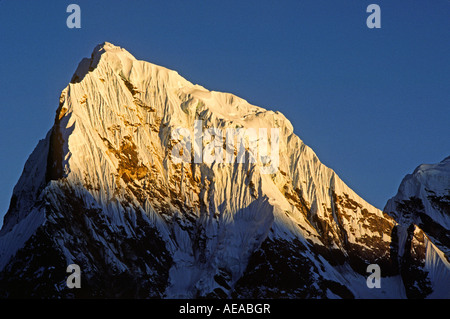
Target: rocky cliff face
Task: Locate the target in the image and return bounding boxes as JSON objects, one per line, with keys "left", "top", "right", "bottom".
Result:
{"left": 0, "top": 43, "right": 448, "bottom": 298}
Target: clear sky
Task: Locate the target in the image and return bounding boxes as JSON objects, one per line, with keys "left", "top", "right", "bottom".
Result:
{"left": 0, "top": 0, "right": 449, "bottom": 227}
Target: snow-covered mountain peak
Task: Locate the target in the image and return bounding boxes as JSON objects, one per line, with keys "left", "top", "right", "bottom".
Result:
{"left": 0, "top": 43, "right": 448, "bottom": 299}
{"left": 414, "top": 156, "right": 450, "bottom": 172}
{"left": 90, "top": 41, "right": 136, "bottom": 72}
{"left": 383, "top": 156, "right": 450, "bottom": 298}
{"left": 94, "top": 41, "right": 135, "bottom": 57}
{"left": 398, "top": 156, "right": 450, "bottom": 198}
{"left": 71, "top": 41, "right": 178, "bottom": 86}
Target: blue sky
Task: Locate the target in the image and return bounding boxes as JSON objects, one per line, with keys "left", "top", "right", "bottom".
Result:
{"left": 0, "top": 0, "right": 449, "bottom": 226}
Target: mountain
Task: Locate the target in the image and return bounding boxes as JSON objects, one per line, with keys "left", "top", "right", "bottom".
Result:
{"left": 0, "top": 42, "right": 448, "bottom": 298}
{"left": 384, "top": 156, "right": 450, "bottom": 298}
